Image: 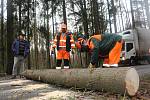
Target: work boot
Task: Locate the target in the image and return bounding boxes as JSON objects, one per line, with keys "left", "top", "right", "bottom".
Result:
{"left": 110, "top": 64, "right": 118, "bottom": 68}
{"left": 19, "top": 75, "right": 25, "bottom": 78}
{"left": 56, "top": 67, "right": 61, "bottom": 69}
{"left": 102, "top": 64, "right": 110, "bottom": 68}
{"left": 64, "top": 66, "right": 69, "bottom": 69}
{"left": 11, "top": 75, "right": 16, "bottom": 79}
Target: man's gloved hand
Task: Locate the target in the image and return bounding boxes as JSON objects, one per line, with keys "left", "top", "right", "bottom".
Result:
{"left": 88, "top": 63, "right": 94, "bottom": 68}
{"left": 88, "top": 63, "right": 95, "bottom": 73}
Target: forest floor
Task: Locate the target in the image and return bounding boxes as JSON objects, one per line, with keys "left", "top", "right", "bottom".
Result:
{"left": 0, "top": 74, "right": 149, "bottom": 100}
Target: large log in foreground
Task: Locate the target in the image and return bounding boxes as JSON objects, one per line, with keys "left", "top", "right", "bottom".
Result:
{"left": 22, "top": 67, "right": 139, "bottom": 96}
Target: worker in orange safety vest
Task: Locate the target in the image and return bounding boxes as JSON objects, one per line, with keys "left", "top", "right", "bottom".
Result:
{"left": 53, "top": 23, "right": 75, "bottom": 69}
{"left": 75, "top": 33, "right": 123, "bottom": 68}
{"left": 75, "top": 33, "right": 89, "bottom": 52}
{"left": 87, "top": 33, "right": 123, "bottom": 68}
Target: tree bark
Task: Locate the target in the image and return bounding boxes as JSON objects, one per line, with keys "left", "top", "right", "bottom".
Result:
{"left": 19, "top": 0, "right": 22, "bottom": 31}
{"left": 111, "top": 0, "right": 117, "bottom": 33}
{"left": 51, "top": 1, "right": 55, "bottom": 39}
{"left": 91, "top": 0, "right": 100, "bottom": 34}
{"left": 107, "top": 0, "right": 112, "bottom": 33}
{"left": 130, "top": 0, "right": 135, "bottom": 28}
{"left": 62, "top": 0, "right": 67, "bottom": 25}
{"left": 27, "top": 0, "right": 31, "bottom": 69}
{"left": 0, "top": 0, "right": 4, "bottom": 72}
{"left": 46, "top": 2, "right": 51, "bottom": 68}
{"left": 33, "top": 0, "right": 38, "bottom": 69}
{"left": 22, "top": 67, "right": 139, "bottom": 96}
{"left": 6, "top": 0, "right": 14, "bottom": 74}
{"left": 82, "top": 0, "right": 89, "bottom": 38}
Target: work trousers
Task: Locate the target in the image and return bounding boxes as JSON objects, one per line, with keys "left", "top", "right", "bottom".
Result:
{"left": 56, "top": 49, "right": 70, "bottom": 67}
{"left": 12, "top": 56, "right": 25, "bottom": 76}
{"left": 103, "top": 41, "right": 122, "bottom": 67}
{"left": 57, "top": 59, "right": 69, "bottom": 67}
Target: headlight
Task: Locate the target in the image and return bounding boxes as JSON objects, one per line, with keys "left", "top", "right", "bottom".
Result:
{"left": 122, "top": 57, "right": 125, "bottom": 60}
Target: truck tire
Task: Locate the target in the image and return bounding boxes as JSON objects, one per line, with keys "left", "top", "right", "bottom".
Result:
{"left": 129, "top": 57, "right": 136, "bottom": 66}
{"left": 146, "top": 56, "right": 150, "bottom": 64}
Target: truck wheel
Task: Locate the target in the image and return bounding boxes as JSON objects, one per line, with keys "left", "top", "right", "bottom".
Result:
{"left": 146, "top": 56, "right": 150, "bottom": 64}
{"left": 129, "top": 57, "right": 136, "bottom": 66}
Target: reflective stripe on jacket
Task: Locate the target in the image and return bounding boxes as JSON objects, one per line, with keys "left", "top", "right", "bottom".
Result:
{"left": 53, "top": 32, "right": 75, "bottom": 52}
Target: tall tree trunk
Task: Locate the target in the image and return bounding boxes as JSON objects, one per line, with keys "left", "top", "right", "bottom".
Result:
{"left": 6, "top": 0, "right": 14, "bottom": 74}
{"left": 130, "top": 0, "right": 135, "bottom": 28}
{"left": 83, "top": 0, "right": 89, "bottom": 38}
{"left": 27, "top": 0, "right": 31, "bottom": 69}
{"left": 54, "top": 13, "right": 58, "bottom": 33}
{"left": 19, "top": 0, "right": 22, "bottom": 31}
{"left": 52, "top": 1, "right": 55, "bottom": 39}
{"left": 111, "top": 0, "right": 117, "bottom": 33}
{"left": 34, "top": 0, "right": 38, "bottom": 69}
{"left": 79, "top": 0, "right": 89, "bottom": 36}
{"left": 144, "top": 0, "right": 150, "bottom": 28}
{"left": 46, "top": 2, "right": 51, "bottom": 68}
{"left": 1, "top": 0, "right": 4, "bottom": 72}
{"left": 62, "top": 0, "right": 67, "bottom": 25}
{"left": 44, "top": 10, "right": 46, "bottom": 28}
{"left": 91, "top": 0, "right": 100, "bottom": 34}
{"left": 119, "top": 0, "right": 125, "bottom": 31}
{"left": 52, "top": 1, "right": 56, "bottom": 68}
{"left": 107, "top": 0, "right": 112, "bottom": 33}
{"left": 90, "top": 1, "right": 94, "bottom": 34}
{"left": 71, "top": 2, "right": 78, "bottom": 32}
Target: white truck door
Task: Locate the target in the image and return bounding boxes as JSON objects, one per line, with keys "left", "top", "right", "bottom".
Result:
{"left": 125, "top": 42, "right": 136, "bottom": 60}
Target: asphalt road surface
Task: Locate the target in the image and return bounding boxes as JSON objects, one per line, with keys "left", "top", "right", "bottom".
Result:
{"left": 133, "top": 64, "right": 150, "bottom": 75}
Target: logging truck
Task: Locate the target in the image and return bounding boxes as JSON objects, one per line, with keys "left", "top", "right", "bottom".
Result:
{"left": 119, "top": 27, "right": 150, "bottom": 65}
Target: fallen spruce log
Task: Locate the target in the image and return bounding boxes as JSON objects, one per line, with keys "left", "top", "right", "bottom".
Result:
{"left": 22, "top": 67, "right": 139, "bottom": 96}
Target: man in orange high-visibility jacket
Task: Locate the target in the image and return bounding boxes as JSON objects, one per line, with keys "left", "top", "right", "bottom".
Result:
{"left": 87, "top": 33, "right": 123, "bottom": 68}
{"left": 75, "top": 33, "right": 88, "bottom": 52}
{"left": 53, "top": 23, "right": 75, "bottom": 69}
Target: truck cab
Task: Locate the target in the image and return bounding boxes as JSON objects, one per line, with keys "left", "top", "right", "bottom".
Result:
{"left": 119, "top": 30, "right": 136, "bottom": 65}
{"left": 119, "top": 28, "right": 150, "bottom": 65}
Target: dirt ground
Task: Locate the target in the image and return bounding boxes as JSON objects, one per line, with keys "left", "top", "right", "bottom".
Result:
{"left": 136, "top": 74, "right": 150, "bottom": 100}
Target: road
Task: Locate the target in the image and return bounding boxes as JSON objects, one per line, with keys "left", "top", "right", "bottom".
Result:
{"left": 0, "top": 64, "right": 149, "bottom": 100}
{"left": 133, "top": 64, "right": 150, "bottom": 75}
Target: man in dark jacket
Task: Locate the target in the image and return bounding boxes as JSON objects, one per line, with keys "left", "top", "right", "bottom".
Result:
{"left": 11, "top": 31, "right": 30, "bottom": 78}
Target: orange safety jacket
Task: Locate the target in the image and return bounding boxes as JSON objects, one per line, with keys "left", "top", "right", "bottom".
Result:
{"left": 53, "top": 32, "right": 75, "bottom": 52}
{"left": 87, "top": 34, "right": 122, "bottom": 65}
{"left": 75, "top": 37, "right": 86, "bottom": 49}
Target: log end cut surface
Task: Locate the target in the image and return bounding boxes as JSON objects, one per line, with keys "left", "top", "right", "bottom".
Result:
{"left": 125, "top": 68, "right": 139, "bottom": 96}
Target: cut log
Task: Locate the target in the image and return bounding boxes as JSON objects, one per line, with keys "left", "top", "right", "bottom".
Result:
{"left": 22, "top": 67, "right": 139, "bottom": 96}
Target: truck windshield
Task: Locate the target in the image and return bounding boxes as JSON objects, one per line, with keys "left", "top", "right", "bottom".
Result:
{"left": 123, "top": 31, "right": 131, "bottom": 35}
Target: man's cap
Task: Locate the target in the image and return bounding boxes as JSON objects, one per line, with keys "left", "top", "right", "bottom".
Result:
{"left": 61, "top": 23, "right": 67, "bottom": 29}
{"left": 77, "top": 33, "right": 86, "bottom": 39}
{"left": 18, "top": 31, "right": 26, "bottom": 36}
